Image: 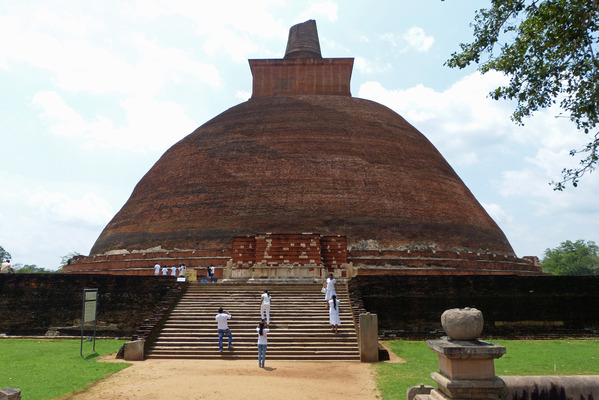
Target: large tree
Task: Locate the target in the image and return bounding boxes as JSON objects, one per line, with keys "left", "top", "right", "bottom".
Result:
{"left": 541, "top": 239, "right": 599, "bottom": 275}
{"left": 0, "top": 245, "right": 11, "bottom": 262}
{"left": 446, "top": 0, "right": 599, "bottom": 190}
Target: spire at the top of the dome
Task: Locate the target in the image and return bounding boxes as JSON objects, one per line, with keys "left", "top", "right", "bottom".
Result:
{"left": 284, "top": 20, "right": 322, "bottom": 59}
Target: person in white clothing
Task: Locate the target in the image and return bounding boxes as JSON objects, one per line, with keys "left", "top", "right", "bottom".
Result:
{"left": 324, "top": 273, "right": 336, "bottom": 301}
{"left": 154, "top": 263, "right": 161, "bottom": 275}
{"left": 328, "top": 294, "right": 341, "bottom": 334}
{"left": 170, "top": 265, "right": 177, "bottom": 276}
{"left": 260, "top": 290, "right": 271, "bottom": 324}
{"left": 256, "top": 320, "right": 270, "bottom": 367}
{"left": 215, "top": 307, "right": 233, "bottom": 351}
{"left": 209, "top": 265, "right": 216, "bottom": 283}
{"left": 161, "top": 267, "right": 168, "bottom": 276}
{"left": 1, "top": 260, "right": 13, "bottom": 274}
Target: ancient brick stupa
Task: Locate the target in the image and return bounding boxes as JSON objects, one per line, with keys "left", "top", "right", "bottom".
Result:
{"left": 65, "top": 20, "right": 541, "bottom": 277}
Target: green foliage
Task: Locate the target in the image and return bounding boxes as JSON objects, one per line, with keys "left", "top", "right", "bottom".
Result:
{"left": 60, "top": 251, "right": 81, "bottom": 269}
{"left": 541, "top": 239, "right": 599, "bottom": 275}
{"left": 446, "top": 0, "right": 599, "bottom": 190}
{"left": 13, "top": 264, "right": 54, "bottom": 274}
{"left": 377, "top": 339, "right": 599, "bottom": 399}
{"left": 0, "top": 245, "right": 11, "bottom": 262}
{"left": 0, "top": 339, "right": 129, "bottom": 400}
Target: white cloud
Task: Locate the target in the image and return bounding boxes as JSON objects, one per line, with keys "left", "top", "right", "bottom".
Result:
{"left": 33, "top": 91, "right": 197, "bottom": 152}
{"left": 0, "top": 172, "right": 114, "bottom": 267}
{"left": 0, "top": 6, "right": 220, "bottom": 96}
{"left": 358, "top": 71, "right": 515, "bottom": 166}
{"left": 481, "top": 202, "right": 512, "bottom": 225}
{"left": 122, "top": 0, "right": 288, "bottom": 60}
{"left": 300, "top": 1, "right": 339, "bottom": 22}
{"left": 380, "top": 26, "right": 434, "bottom": 54}
{"left": 354, "top": 57, "right": 373, "bottom": 74}
{"left": 403, "top": 27, "right": 434, "bottom": 53}
{"left": 27, "top": 190, "right": 113, "bottom": 226}
{"left": 235, "top": 90, "right": 251, "bottom": 101}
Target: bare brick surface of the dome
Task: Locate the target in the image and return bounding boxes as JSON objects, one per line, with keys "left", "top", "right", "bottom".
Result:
{"left": 90, "top": 95, "right": 515, "bottom": 257}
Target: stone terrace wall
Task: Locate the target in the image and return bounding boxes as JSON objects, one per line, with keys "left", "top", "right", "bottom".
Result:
{"left": 0, "top": 274, "right": 182, "bottom": 336}
{"left": 349, "top": 249, "right": 542, "bottom": 275}
{"left": 349, "top": 275, "right": 599, "bottom": 337}
{"left": 63, "top": 250, "right": 230, "bottom": 276}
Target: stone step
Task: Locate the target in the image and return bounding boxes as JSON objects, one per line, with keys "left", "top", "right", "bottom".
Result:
{"left": 145, "top": 283, "right": 359, "bottom": 361}
{"left": 149, "top": 348, "right": 359, "bottom": 356}
{"left": 146, "top": 353, "right": 360, "bottom": 360}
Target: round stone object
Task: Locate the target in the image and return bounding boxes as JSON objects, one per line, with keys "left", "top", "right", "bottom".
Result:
{"left": 441, "top": 307, "right": 484, "bottom": 341}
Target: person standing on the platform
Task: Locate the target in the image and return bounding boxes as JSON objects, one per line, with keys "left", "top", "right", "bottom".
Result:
{"left": 161, "top": 266, "right": 168, "bottom": 276}
{"left": 328, "top": 294, "right": 341, "bottom": 334}
{"left": 209, "top": 265, "right": 216, "bottom": 283}
{"left": 154, "top": 263, "right": 161, "bottom": 275}
{"left": 170, "top": 265, "right": 177, "bottom": 276}
{"left": 1, "top": 260, "right": 13, "bottom": 274}
{"left": 215, "top": 307, "right": 233, "bottom": 351}
{"left": 324, "top": 273, "right": 336, "bottom": 301}
{"left": 260, "top": 290, "right": 271, "bottom": 324}
{"left": 256, "top": 320, "right": 269, "bottom": 368}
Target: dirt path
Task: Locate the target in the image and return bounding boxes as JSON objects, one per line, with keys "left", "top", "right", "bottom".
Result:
{"left": 65, "top": 356, "right": 381, "bottom": 400}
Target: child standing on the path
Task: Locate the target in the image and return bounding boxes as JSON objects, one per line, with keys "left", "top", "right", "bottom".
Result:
{"left": 260, "top": 290, "right": 271, "bottom": 324}
{"left": 256, "top": 320, "right": 269, "bottom": 368}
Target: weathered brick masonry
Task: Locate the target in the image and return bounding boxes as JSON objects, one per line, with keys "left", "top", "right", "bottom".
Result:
{"left": 349, "top": 275, "right": 599, "bottom": 337}
{"left": 0, "top": 274, "right": 182, "bottom": 336}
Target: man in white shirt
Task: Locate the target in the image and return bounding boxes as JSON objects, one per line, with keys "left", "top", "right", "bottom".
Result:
{"left": 154, "top": 263, "right": 161, "bottom": 275}
{"left": 215, "top": 307, "right": 233, "bottom": 351}
{"left": 260, "top": 290, "right": 271, "bottom": 324}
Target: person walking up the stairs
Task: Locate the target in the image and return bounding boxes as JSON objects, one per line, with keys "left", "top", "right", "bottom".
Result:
{"left": 260, "top": 290, "right": 271, "bottom": 324}
{"left": 324, "top": 273, "right": 336, "bottom": 301}
{"left": 328, "top": 294, "right": 341, "bottom": 334}
{"left": 256, "top": 320, "right": 269, "bottom": 368}
{"left": 216, "top": 307, "right": 233, "bottom": 352}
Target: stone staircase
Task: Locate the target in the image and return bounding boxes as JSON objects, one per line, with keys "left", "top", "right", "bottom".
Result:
{"left": 146, "top": 283, "right": 360, "bottom": 360}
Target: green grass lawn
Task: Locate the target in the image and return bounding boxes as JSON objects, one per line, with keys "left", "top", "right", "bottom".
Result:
{"left": 376, "top": 339, "right": 599, "bottom": 400}
{"left": 0, "top": 339, "right": 129, "bottom": 400}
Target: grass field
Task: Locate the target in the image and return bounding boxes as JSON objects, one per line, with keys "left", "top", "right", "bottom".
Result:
{"left": 0, "top": 339, "right": 129, "bottom": 400}
{"left": 376, "top": 339, "right": 599, "bottom": 400}
{"left": 1, "top": 338, "right": 597, "bottom": 400}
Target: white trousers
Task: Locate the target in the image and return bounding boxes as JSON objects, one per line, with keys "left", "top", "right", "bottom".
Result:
{"left": 260, "top": 304, "right": 270, "bottom": 324}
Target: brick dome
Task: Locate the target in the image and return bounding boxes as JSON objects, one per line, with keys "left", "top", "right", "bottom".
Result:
{"left": 90, "top": 94, "right": 515, "bottom": 256}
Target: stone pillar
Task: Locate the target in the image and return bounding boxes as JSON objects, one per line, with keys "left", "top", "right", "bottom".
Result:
{"left": 427, "top": 340, "right": 506, "bottom": 400}
{"left": 359, "top": 312, "right": 378, "bottom": 362}
{"left": 414, "top": 308, "right": 505, "bottom": 400}
{"left": 346, "top": 262, "right": 356, "bottom": 278}
{"left": 411, "top": 308, "right": 506, "bottom": 400}
{"left": 224, "top": 259, "right": 233, "bottom": 279}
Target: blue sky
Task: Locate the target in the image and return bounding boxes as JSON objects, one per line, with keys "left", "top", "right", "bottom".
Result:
{"left": 1, "top": 1, "right": 597, "bottom": 269}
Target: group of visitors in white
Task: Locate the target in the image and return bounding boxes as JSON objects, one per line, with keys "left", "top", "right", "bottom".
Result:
{"left": 215, "top": 274, "right": 340, "bottom": 367}
{"left": 153, "top": 263, "right": 186, "bottom": 277}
